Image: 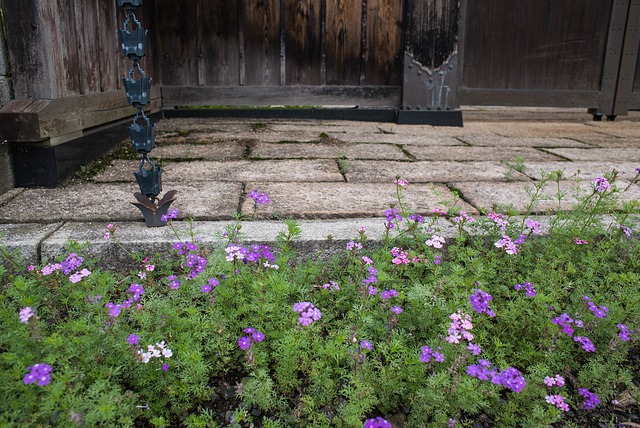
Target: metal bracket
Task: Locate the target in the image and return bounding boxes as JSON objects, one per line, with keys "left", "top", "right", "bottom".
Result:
{"left": 402, "top": 51, "right": 459, "bottom": 111}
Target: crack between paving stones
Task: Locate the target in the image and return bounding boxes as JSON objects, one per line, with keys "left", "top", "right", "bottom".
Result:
{"left": 396, "top": 144, "right": 417, "bottom": 161}
{"left": 237, "top": 183, "right": 247, "bottom": 215}
{"left": 37, "top": 222, "right": 67, "bottom": 265}
{"left": 444, "top": 183, "right": 482, "bottom": 214}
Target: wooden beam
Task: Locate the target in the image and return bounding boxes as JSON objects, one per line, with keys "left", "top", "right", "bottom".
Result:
{"left": 161, "top": 85, "right": 401, "bottom": 107}
{"left": 0, "top": 87, "right": 161, "bottom": 147}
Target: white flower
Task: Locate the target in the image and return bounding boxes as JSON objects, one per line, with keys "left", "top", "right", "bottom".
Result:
{"left": 162, "top": 348, "right": 173, "bottom": 358}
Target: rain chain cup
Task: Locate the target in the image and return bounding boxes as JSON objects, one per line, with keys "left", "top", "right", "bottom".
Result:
{"left": 118, "top": 0, "right": 177, "bottom": 227}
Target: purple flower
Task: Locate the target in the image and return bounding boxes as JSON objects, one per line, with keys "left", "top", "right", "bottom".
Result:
{"left": 162, "top": 362, "right": 169, "bottom": 371}
{"left": 469, "top": 289, "right": 493, "bottom": 315}
{"left": 252, "top": 331, "right": 265, "bottom": 342}
{"left": 390, "top": 306, "right": 403, "bottom": 314}
{"left": 238, "top": 336, "right": 251, "bottom": 350}
{"left": 128, "top": 283, "right": 145, "bottom": 300}
{"left": 578, "top": 388, "right": 600, "bottom": 410}
{"left": 360, "top": 340, "right": 372, "bottom": 351}
{"left": 201, "top": 284, "right": 211, "bottom": 293}
{"left": 618, "top": 324, "right": 631, "bottom": 341}
{"left": 448, "top": 419, "right": 455, "bottom": 427}
{"left": 127, "top": 334, "right": 140, "bottom": 346}
{"left": 573, "top": 336, "right": 595, "bottom": 352}
{"left": 467, "top": 343, "right": 481, "bottom": 356}
{"left": 24, "top": 363, "right": 52, "bottom": 386}
{"left": 384, "top": 209, "right": 402, "bottom": 223}
{"left": 167, "top": 275, "right": 181, "bottom": 290}
{"left": 293, "top": 302, "right": 321, "bottom": 326}
{"left": 368, "top": 286, "right": 377, "bottom": 295}
{"left": 105, "top": 302, "right": 122, "bottom": 317}
{"left": 514, "top": 282, "right": 536, "bottom": 297}
{"left": 364, "top": 417, "right": 392, "bottom": 428}
{"left": 420, "top": 346, "right": 444, "bottom": 363}
{"left": 248, "top": 189, "right": 270, "bottom": 206}
{"left": 592, "top": 177, "right": 611, "bottom": 192}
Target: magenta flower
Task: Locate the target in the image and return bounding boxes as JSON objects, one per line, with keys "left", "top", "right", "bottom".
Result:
{"left": 592, "top": 177, "right": 611, "bottom": 192}
{"left": 238, "top": 336, "right": 251, "bottom": 350}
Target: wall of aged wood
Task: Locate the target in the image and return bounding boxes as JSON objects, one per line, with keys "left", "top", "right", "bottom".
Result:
{"left": 1, "top": 0, "right": 154, "bottom": 100}
{"left": 1, "top": 0, "right": 638, "bottom": 115}
{"left": 148, "top": 0, "right": 403, "bottom": 90}
{"left": 461, "top": 0, "right": 611, "bottom": 92}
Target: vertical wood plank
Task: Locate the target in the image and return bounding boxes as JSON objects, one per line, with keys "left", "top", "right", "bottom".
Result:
{"left": 75, "top": 0, "right": 101, "bottom": 94}
{"left": 152, "top": 0, "right": 199, "bottom": 87}
{"left": 359, "top": 0, "right": 367, "bottom": 85}
{"left": 242, "top": 0, "right": 281, "bottom": 86}
{"left": 200, "top": 0, "right": 240, "bottom": 86}
{"left": 365, "top": 0, "right": 403, "bottom": 85}
{"left": 320, "top": 0, "right": 327, "bottom": 85}
{"left": 285, "top": 0, "right": 322, "bottom": 85}
{"left": 326, "top": 0, "right": 362, "bottom": 85}
{"left": 96, "top": 0, "right": 119, "bottom": 92}
{"left": 47, "top": 0, "right": 80, "bottom": 97}
{"left": 1, "top": 0, "right": 53, "bottom": 98}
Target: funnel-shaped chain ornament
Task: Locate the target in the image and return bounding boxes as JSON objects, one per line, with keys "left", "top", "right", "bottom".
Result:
{"left": 134, "top": 156, "right": 162, "bottom": 199}
{"left": 118, "top": 12, "right": 147, "bottom": 60}
{"left": 122, "top": 63, "right": 152, "bottom": 107}
{"left": 128, "top": 110, "right": 156, "bottom": 154}
{"left": 117, "top": 0, "right": 142, "bottom": 10}
{"left": 118, "top": 0, "right": 177, "bottom": 227}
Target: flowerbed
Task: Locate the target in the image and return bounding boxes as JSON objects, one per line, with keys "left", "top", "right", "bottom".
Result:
{"left": 1, "top": 170, "right": 640, "bottom": 427}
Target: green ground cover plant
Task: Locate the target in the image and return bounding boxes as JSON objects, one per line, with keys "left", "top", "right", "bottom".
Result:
{"left": 1, "top": 169, "right": 639, "bottom": 427}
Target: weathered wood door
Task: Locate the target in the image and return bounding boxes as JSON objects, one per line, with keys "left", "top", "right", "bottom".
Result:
{"left": 151, "top": 0, "right": 405, "bottom": 108}
{"left": 458, "top": 0, "right": 640, "bottom": 118}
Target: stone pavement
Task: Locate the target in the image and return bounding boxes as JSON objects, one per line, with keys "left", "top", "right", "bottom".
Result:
{"left": 1, "top": 108, "right": 639, "bottom": 269}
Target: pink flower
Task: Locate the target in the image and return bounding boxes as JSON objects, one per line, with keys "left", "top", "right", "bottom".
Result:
{"left": 544, "top": 376, "right": 555, "bottom": 386}
{"left": 19, "top": 307, "right": 34, "bottom": 324}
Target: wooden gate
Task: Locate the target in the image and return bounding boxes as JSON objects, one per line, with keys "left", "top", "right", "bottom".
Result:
{"left": 458, "top": 0, "right": 640, "bottom": 119}
{"left": 152, "top": 0, "right": 405, "bottom": 108}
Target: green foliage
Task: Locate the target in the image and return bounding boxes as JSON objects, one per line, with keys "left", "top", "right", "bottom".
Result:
{"left": 0, "top": 169, "right": 639, "bottom": 426}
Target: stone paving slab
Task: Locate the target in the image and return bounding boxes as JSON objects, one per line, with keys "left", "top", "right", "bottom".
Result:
{"left": 326, "top": 132, "right": 464, "bottom": 146}
{"left": 520, "top": 162, "right": 640, "bottom": 181}
{"left": 564, "top": 137, "right": 640, "bottom": 148}
{"left": 93, "top": 159, "right": 344, "bottom": 183}
{"left": 346, "top": 160, "right": 522, "bottom": 183}
{"left": 239, "top": 182, "right": 476, "bottom": 219}
{"left": 544, "top": 148, "right": 640, "bottom": 162}
{"left": 403, "top": 146, "right": 561, "bottom": 162}
{"left": 0, "top": 188, "right": 24, "bottom": 208}
{"left": 451, "top": 180, "right": 638, "bottom": 213}
{"left": 0, "top": 223, "right": 63, "bottom": 266}
{"left": 249, "top": 142, "right": 408, "bottom": 160}
{"left": 481, "top": 122, "right": 606, "bottom": 138}
{"left": 584, "top": 122, "right": 640, "bottom": 138}
{"left": 0, "top": 183, "right": 241, "bottom": 222}
{"left": 151, "top": 142, "right": 247, "bottom": 160}
{"left": 455, "top": 135, "right": 591, "bottom": 148}
{"left": 157, "top": 130, "right": 323, "bottom": 144}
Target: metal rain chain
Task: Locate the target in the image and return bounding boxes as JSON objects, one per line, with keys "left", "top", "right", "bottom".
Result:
{"left": 117, "top": 0, "right": 177, "bottom": 227}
